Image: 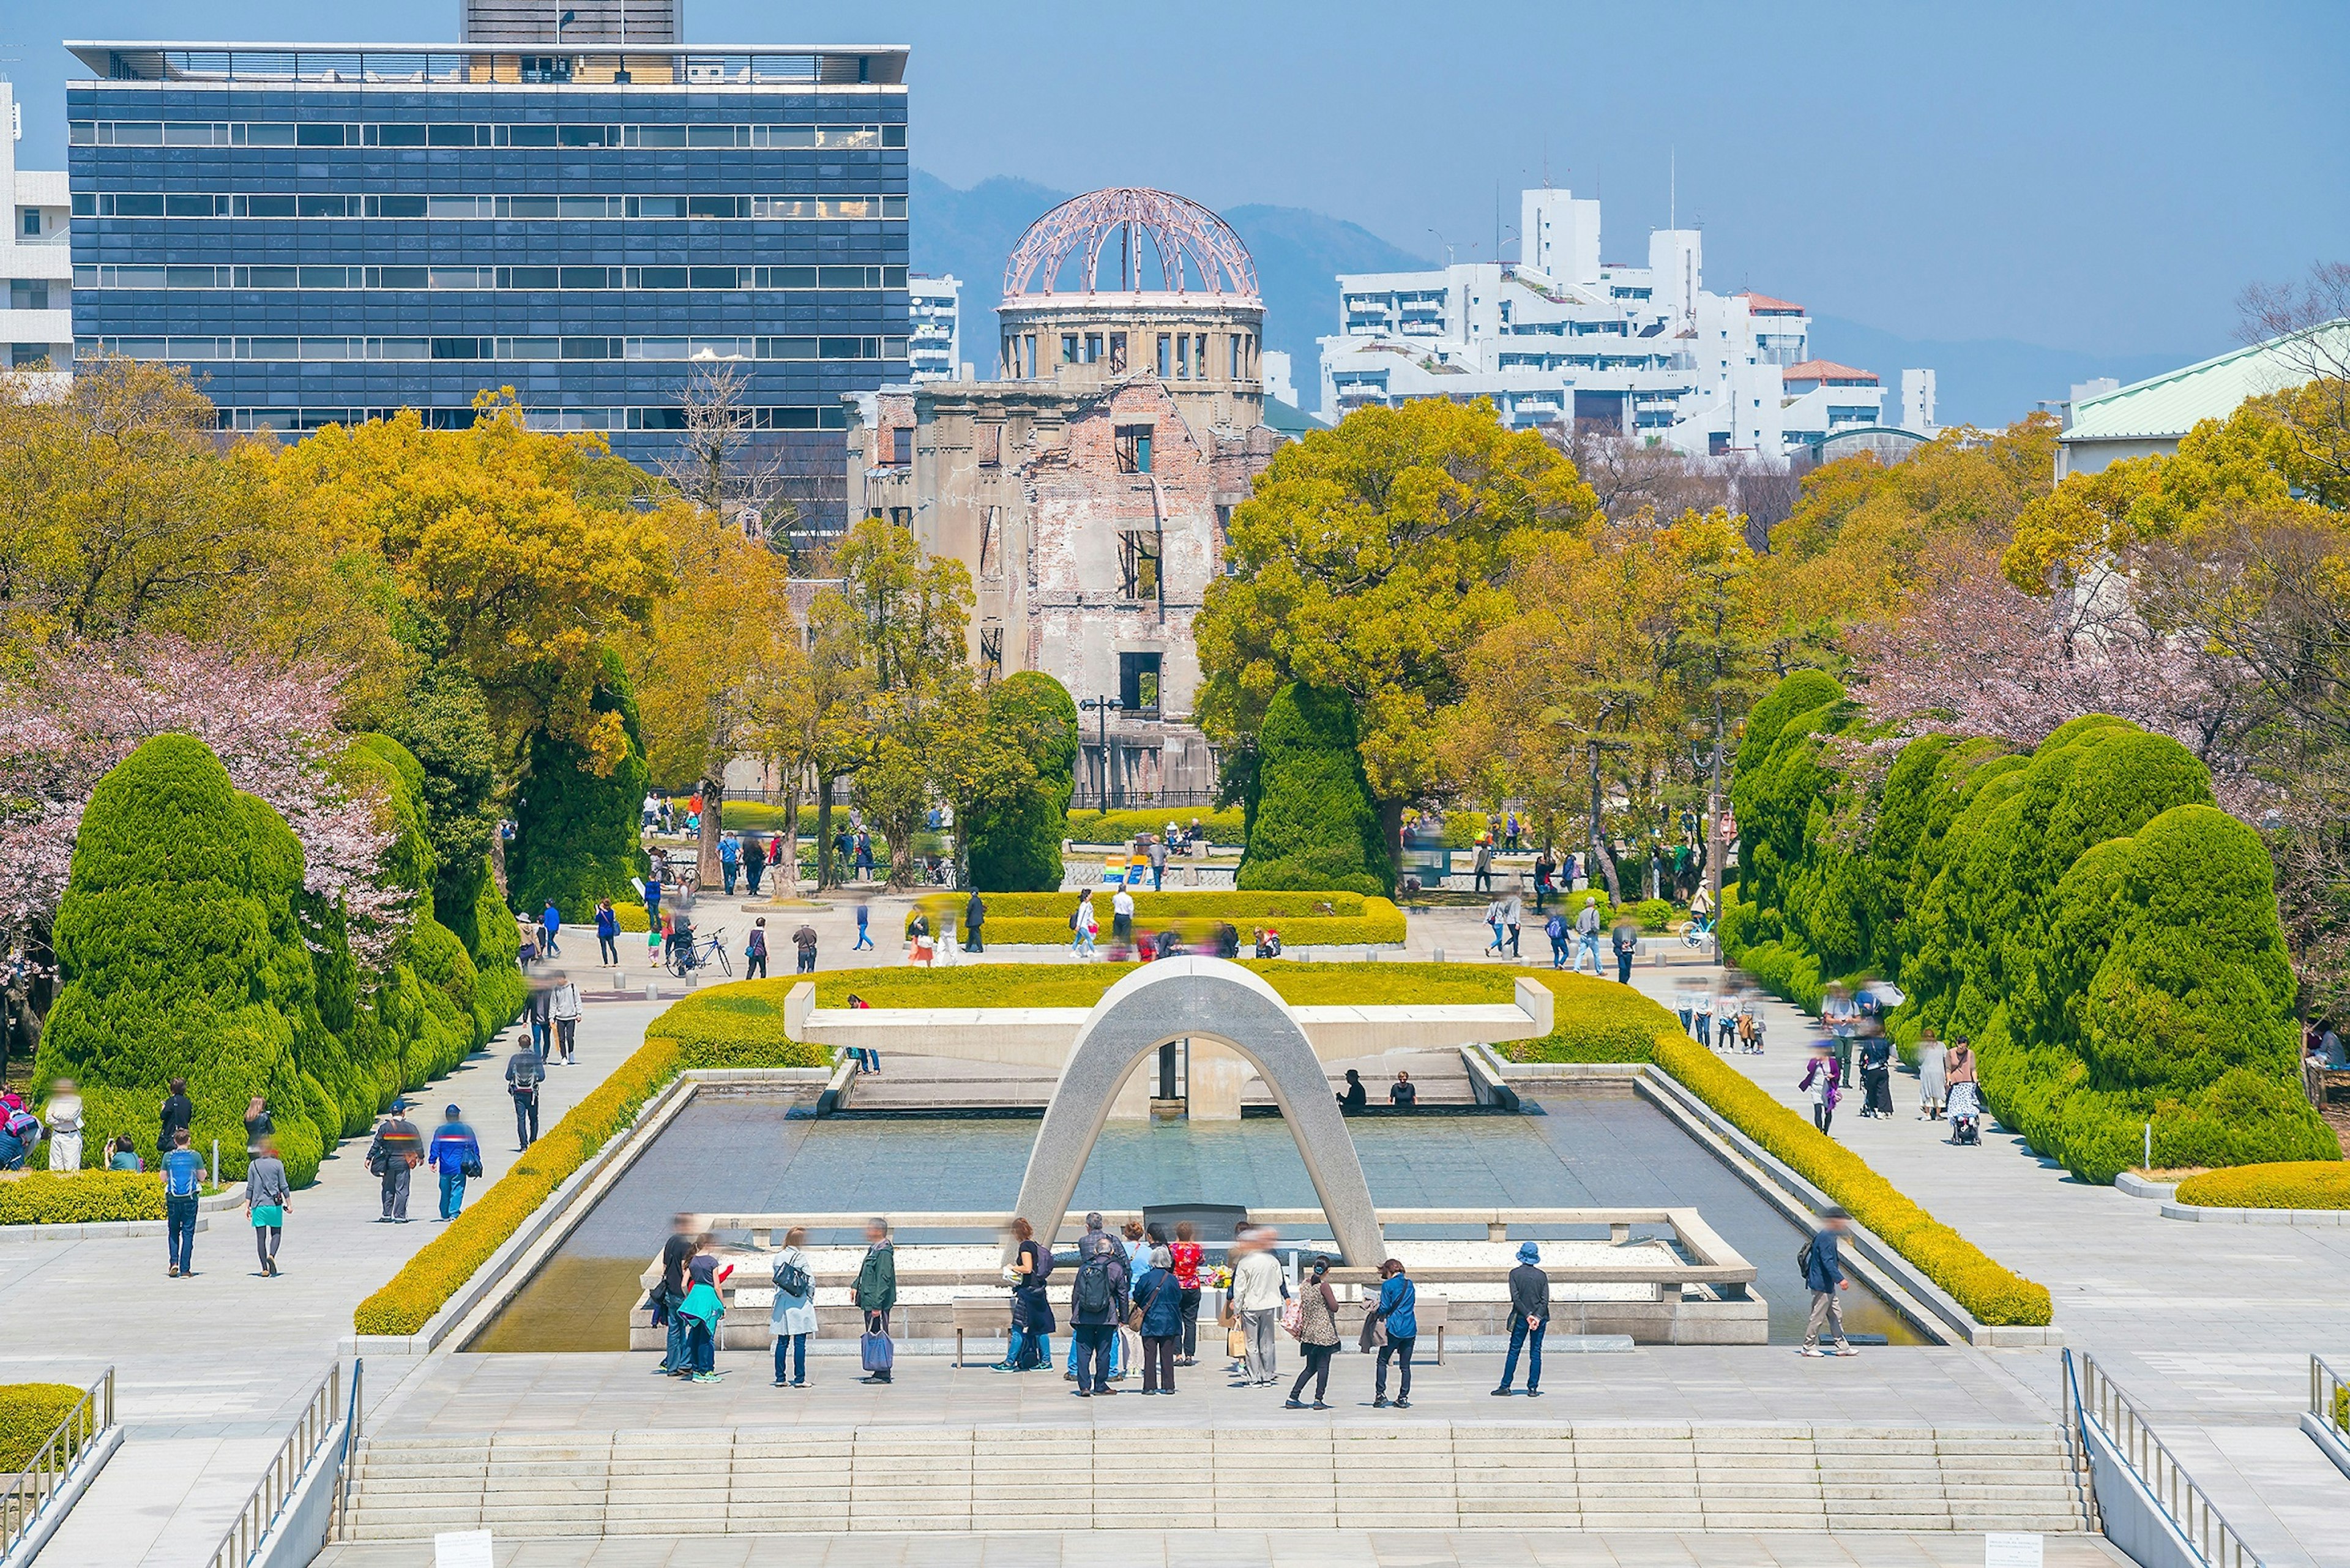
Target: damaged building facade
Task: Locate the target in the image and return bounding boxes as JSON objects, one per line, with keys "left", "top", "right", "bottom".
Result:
{"left": 846, "top": 187, "right": 1283, "bottom": 802}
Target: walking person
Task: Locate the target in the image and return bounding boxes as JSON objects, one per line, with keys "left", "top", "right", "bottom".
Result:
{"left": 1533, "top": 849, "right": 1554, "bottom": 913}
{"left": 1483, "top": 899, "right": 1506, "bottom": 956}
{"left": 1502, "top": 890, "right": 1523, "bottom": 958}
{"left": 1231, "top": 1225, "right": 1286, "bottom": 1387}
{"left": 1371, "top": 1258, "right": 1418, "bottom": 1409}
{"left": 1472, "top": 838, "right": 1493, "bottom": 894}
{"left": 1132, "top": 1245, "right": 1182, "bottom": 1394}
{"left": 1148, "top": 835, "right": 1168, "bottom": 892}
{"left": 551, "top": 974, "right": 582, "bottom": 1064}
{"left": 852, "top": 899, "right": 873, "bottom": 950}
{"left": 770, "top": 1226, "right": 816, "bottom": 1387}
{"left": 1544, "top": 908, "right": 1568, "bottom": 969}
{"left": 1611, "top": 914, "right": 1640, "bottom": 983}
{"left": 744, "top": 835, "right": 767, "bottom": 896}
{"left": 1800, "top": 1043, "right": 1842, "bottom": 1135}
{"left": 1170, "top": 1221, "right": 1204, "bottom": 1365}
{"left": 1072, "top": 889, "right": 1099, "bottom": 957}
{"left": 996, "top": 1217, "right": 1056, "bottom": 1372}
{"left": 1493, "top": 1242, "right": 1550, "bottom": 1395}
{"left": 1283, "top": 1256, "right": 1343, "bottom": 1410}
{"left": 1799, "top": 1208, "right": 1859, "bottom": 1357}
{"left": 367, "top": 1099, "right": 423, "bottom": 1222}
{"left": 1574, "top": 895, "right": 1603, "bottom": 976}
{"left": 539, "top": 898, "right": 563, "bottom": 958}
{"left": 854, "top": 830, "right": 875, "bottom": 881}
{"left": 964, "top": 890, "right": 987, "bottom": 954}
{"left": 1068, "top": 1220, "right": 1129, "bottom": 1397}
{"left": 162, "top": 1127, "right": 202, "bottom": 1277}
{"left": 158, "top": 1076, "right": 193, "bottom": 1164}
{"left": 246, "top": 1135, "right": 291, "bottom": 1276}
{"left": 1916, "top": 1030, "right": 1949, "bottom": 1120}
{"left": 526, "top": 982, "right": 553, "bottom": 1057}
{"left": 506, "top": 1037, "right": 544, "bottom": 1150}
{"left": 428, "top": 1104, "right": 481, "bottom": 1220}
{"left": 644, "top": 867, "right": 665, "bottom": 931}
{"left": 42, "top": 1080, "right": 83, "bottom": 1174}
{"left": 742, "top": 918, "right": 769, "bottom": 979}
{"left": 1110, "top": 885, "right": 1135, "bottom": 949}
{"left": 720, "top": 832, "right": 739, "bottom": 894}
{"left": 792, "top": 920, "right": 819, "bottom": 976}
{"left": 854, "top": 1217, "right": 898, "bottom": 1384}
{"left": 595, "top": 898, "right": 621, "bottom": 966}
{"left": 1858, "top": 1027, "right": 1895, "bottom": 1119}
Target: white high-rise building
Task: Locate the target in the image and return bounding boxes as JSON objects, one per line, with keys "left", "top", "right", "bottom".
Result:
{"left": 908, "top": 274, "right": 963, "bottom": 382}
{"left": 1, "top": 81, "right": 73, "bottom": 383}
{"left": 1319, "top": 187, "right": 1927, "bottom": 462}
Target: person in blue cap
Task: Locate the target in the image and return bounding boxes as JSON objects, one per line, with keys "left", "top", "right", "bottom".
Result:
{"left": 1493, "top": 1241, "right": 1551, "bottom": 1396}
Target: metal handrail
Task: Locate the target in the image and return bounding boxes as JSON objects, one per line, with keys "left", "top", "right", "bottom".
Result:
{"left": 2075, "top": 1352, "right": 2262, "bottom": 1568}
{"left": 2058, "top": 1349, "right": 2100, "bottom": 1533}
{"left": 328, "top": 1357, "right": 364, "bottom": 1544}
{"left": 2315, "top": 1353, "right": 2348, "bottom": 1434}
{"left": 204, "top": 1363, "right": 340, "bottom": 1568}
{"left": 1, "top": 1366, "right": 113, "bottom": 1556}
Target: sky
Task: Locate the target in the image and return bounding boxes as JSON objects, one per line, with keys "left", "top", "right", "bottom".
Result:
{"left": 6, "top": 0, "right": 2347, "bottom": 367}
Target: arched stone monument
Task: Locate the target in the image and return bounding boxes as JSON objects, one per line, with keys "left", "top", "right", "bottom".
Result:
{"left": 1009, "top": 957, "right": 1387, "bottom": 1264}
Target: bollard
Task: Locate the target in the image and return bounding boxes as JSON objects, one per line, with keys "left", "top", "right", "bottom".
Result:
{"left": 211, "top": 1139, "right": 219, "bottom": 1187}
{"left": 644, "top": 980, "right": 660, "bottom": 1001}
{"left": 610, "top": 968, "right": 624, "bottom": 990}
{"left": 1433, "top": 946, "right": 1446, "bottom": 964}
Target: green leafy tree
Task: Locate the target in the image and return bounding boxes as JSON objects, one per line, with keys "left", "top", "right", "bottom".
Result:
{"left": 960, "top": 672, "right": 1081, "bottom": 892}
{"left": 507, "top": 650, "right": 651, "bottom": 917}
{"left": 1236, "top": 684, "right": 1393, "bottom": 897}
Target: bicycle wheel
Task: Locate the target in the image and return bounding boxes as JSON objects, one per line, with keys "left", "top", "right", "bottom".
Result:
{"left": 712, "top": 946, "right": 732, "bottom": 976}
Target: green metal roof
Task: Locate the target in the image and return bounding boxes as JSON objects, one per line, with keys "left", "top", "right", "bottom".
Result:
{"left": 1261, "top": 397, "right": 1325, "bottom": 436}
{"left": 2062, "top": 320, "right": 2349, "bottom": 444}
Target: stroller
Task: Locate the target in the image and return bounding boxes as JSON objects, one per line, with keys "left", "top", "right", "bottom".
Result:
{"left": 1946, "top": 1080, "right": 1983, "bottom": 1146}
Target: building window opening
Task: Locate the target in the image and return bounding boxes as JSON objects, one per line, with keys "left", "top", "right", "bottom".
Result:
{"left": 1155, "top": 334, "right": 1171, "bottom": 378}
{"left": 1118, "top": 651, "right": 1163, "bottom": 715}
{"left": 1109, "top": 332, "right": 1128, "bottom": 372}
{"left": 18, "top": 209, "right": 39, "bottom": 238}
{"left": 1023, "top": 334, "right": 1037, "bottom": 378}
{"left": 979, "top": 625, "right": 1004, "bottom": 676}
{"left": 1117, "top": 531, "right": 1163, "bottom": 602}
{"left": 1195, "top": 334, "right": 1209, "bottom": 378}
{"left": 1230, "top": 335, "right": 1244, "bottom": 378}
{"left": 1114, "top": 424, "right": 1153, "bottom": 474}
{"left": 1176, "top": 335, "right": 1192, "bottom": 380}
{"left": 1084, "top": 332, "right": 1103, "bottom": 364}
{"left": 1061, "top": 333, "right": 1080, "bottom": 365}
{"left": 888, "top": 506, "right": 912, "bottom": 527}
{"left": 979, "top": 506, "right": 1002, "bottom": 578}
{"left": 10, "top": 280, "right": 49, "bottom": 311}
{"left": 890, "top": 425, "right": 913, "bottom": 465}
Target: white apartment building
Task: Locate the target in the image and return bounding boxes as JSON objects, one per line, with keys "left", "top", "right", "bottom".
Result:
{"left": 2, "top": 83, "right": 73, "bottom": 381}
{"left": 908, "top": 273, "right": 963, "bottom": 382}
{"left": 1320, "top": 188, "right": 1927, "bottom": 461}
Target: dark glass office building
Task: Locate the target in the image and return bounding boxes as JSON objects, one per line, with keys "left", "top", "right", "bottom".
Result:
{"left": 66, "top": 37, "right": 908, "bottom": 533}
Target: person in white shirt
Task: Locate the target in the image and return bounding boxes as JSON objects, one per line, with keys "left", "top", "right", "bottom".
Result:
{"left": 1111, "top": 886, "right": 1136, "bottom": 947}
{"left": 1230, "top": 1227, "right": 1288, "bottom": 1386}
{"left": 550, "top": 976, "right": 583, "bottom": 1063}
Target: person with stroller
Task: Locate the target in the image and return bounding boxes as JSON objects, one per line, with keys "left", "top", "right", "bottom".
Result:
{"left": 1944, "top": 1038, "right": 1982, "bottom": 1145}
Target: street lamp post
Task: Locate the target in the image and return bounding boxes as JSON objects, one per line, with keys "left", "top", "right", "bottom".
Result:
{"left": 1690, "top": 701, "right": 1726, "bottom": 965}
{"left": 1079, "top": 695, "right": 1124, "bottom": 810}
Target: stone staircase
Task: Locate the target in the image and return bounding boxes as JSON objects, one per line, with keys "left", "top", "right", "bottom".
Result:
{"left": 336, "top": 1422, "right": 2092, "bottom": 1537}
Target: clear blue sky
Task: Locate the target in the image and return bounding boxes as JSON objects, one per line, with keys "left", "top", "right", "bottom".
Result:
{"left": 6, "top": 0, "right": 2346, "bottom": 361}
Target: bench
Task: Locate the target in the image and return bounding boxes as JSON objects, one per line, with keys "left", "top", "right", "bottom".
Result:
{"left": 952, "top": 1296, "right": 1008, "bottom": 1368}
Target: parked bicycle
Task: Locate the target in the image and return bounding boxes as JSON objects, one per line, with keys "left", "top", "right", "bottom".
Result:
{"left": 668, "top": 927, "right": 731, "bottom": 978}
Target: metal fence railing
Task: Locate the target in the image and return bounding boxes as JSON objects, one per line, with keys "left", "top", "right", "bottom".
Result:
{"left": 2315, "top": 1353, "right": 2347, "bottom": 1436}
{"left": 1, "top": 1366, "right": 113, "bottom": 1556}
{"left": 204, "top": 1363, "right": 340, "bottom": 1568}
{"left": 2072, "top": 1351, "right": 2261, "bottom": 1568}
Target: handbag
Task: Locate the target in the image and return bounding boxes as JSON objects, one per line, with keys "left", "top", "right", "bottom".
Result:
{"left": 1359, "top": 1309, "right": 1389, "bottom": 1353}
{"left": 1226, "top": 1326, "right": 1249, "bottom": 1360}
{"left": 860, "top": 1328, "right": 894, "bottom": 1373}
{"left": 1279, "top": 1296, "right": 1304, "bottom": 1339}
{"left": 462, "top": 1157, "right": 482, "bottom": 1179}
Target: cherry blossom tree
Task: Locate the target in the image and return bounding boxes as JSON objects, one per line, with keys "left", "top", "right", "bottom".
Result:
{"left": 0, "top": 635, "right": 406, "bottom": 977}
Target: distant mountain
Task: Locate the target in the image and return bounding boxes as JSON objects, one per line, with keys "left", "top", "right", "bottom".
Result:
{"left": 909, "top": 171, "right": 1428, "bottom": 395}
{"left": 1807, "top": 315, "right": 2210, "bottom": 431}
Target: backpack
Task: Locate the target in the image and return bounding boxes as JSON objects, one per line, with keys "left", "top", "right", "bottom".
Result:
{"left": 773, "top": 1255, "right": 811, "bottom": 1298}
{"left": 509, "top": 1053, "right": 543, "bottom": 1094}
{"left": 1545, "top": 915, "right": 1565, "bottom": 940}
{"left": 1796, "top": 1239, "right": 1816, "bottom": 1282}
{"left": 1073, "top": 1253, "right": 1115, "bottom": 1317}
{"left": 1028, "top": 1243, "right": 1055, "bottom": 1282}
{"left": 4, "top": 1108, "right": 39, "bottom": 1141}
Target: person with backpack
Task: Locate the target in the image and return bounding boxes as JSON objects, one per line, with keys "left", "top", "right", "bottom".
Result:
{"left": 1574, "top": 895, "right": 1603, "bottom": 975}
{"left": 1799, "top": 1208, "right": 1858, "bottom": 1357}
{"left": 506, "top": 1039, "right": 545, "bottom": 1150}
{"left": 1544, "top": 909, "right": 1568, "bottom": 969}
{"left": 719, "top": 832, "right": 740, "bottom": 894}
{"left": 428, "top": 1103, "right": 482, "bottom": 1220}
{"left": 0, "top": 1098, "right": 40, "bottom": 1170}
{"left": 550, "top": 974, "right": 583, "bottom": 1064}
{"left": 162, "top": 1127, "right": 203, "bottom": 1277}
{"left": 793, "top": 920, "right": 819, "bottom": 976}
{"left": 595, "top": 899, "right": 621, "bottom": 966}
{"left": 158, "top": 1077, "right": 193, "bottom": 1163}
{"left": 854, "top": 1217, "right": 897, "bottom": 1385}
{"left": 995, "top": 1216, "right": 1056, "bottom": 1372}
{"left": 1064, "top": 1214, "right": 1124, "bottom": 1383}
{"left": 367, "top": 1099, "right": 423, "bottom": 1222}
{"left": 1069, "top": 1221, "right": 1130, "bottom": 1397}
{"left": 1131, "top": 1245, "right": 1182, "bottom": 1394}
{"left": 1071, "top": 890, "right": 1099, "bottom": 957}
{"left": 769, "top": 1226, "right": 817, "bottom": 1387}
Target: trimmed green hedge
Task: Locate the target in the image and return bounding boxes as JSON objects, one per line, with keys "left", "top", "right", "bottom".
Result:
{"left": 1237, "top": 684, "right": 1392, "bottom": 897}
{"left": 2174, "top": 1163, "right": 2350, "bottom": 1211}
{"left": 0, "top": 1172, "right": 165, "bottom": 1225}
{"left": 966, "top": 673, "right": 1080, "bottom": 892}
{"left": 0, "top": 1383, "right": 89, "bottom": 1472}
{"left": 351, "top": 999, "right": 827, "bottom": 1336}
{"left": 1067, "top": 807, "right": 1247, "bottom": 847}
{"left": 1728, "top": 674, "right": 2334, "bottom": 1183}
{"left": 917, "top": 890, "right": 1406, "bottom": 946}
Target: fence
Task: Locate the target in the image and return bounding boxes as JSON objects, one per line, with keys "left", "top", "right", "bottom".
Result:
{"left": 2315, "top": 1353, "right": 2347, "bottom": 1436}
{"left": 204, "top": 1364, "right": 341, "bottom": 1568}
{"left": 1, "top": 1367, "right": 112, "bottom": 1557}
{"left": 2070, "top": 1351, "right": 2259, "bottom": 1568}
{"left": 1070, "top": 788, "right": 1219, "bottom": 812}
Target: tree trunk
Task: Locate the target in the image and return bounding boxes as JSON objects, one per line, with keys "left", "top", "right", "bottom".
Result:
{"left": 1587, "top": 741, "right": 1623, "bottom": 905}
{"left": 815, "top": 774, "right": 834, "bottom": 892}
{"left": 1379, "top": 799, "right": 1407, "bottom": 891}
{"left": 778, "top": 763, "right": 802, "bottom": 898}
{"left": 698, "top": 775, "right": 725, "bottom": 890}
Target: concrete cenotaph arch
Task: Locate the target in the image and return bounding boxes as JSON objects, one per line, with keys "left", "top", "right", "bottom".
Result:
{"left": 1008, "top": 957, "right": 1387, "bottom": 1264}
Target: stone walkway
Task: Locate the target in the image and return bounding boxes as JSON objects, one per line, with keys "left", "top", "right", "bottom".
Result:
{"left": 316, "top": 1528, "right": 2131, "bottom": 1567}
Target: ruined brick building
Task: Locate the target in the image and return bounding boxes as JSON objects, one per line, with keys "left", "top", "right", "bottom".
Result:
{"left": 846, "top": 188, "right": 1288, "bottom": 802}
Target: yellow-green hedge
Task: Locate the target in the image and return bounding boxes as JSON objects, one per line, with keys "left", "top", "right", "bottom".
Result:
{"left": 919, "top": 890, "right": 1405, "bottom": 946}
{"left": 0, "top": 1172, "right": 165, "bottom": 1225}
{"left": 1066, "top": 807, "right": 1245, "bottom": 846}
{"left": 351, "top": 1003, "right": 827, "bottom": 1336}
{"left": 0, "top": 1383, "right": 89, "bottom": 1471}
{"left": 1651, "top": 1032, "right": 2052, "bottom": 1326}
{"left": 2174, "top": 1162, "right": 2350, "bottom": 1211}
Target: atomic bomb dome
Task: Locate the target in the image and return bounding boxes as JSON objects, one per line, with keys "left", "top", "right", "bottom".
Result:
{"left": 1002, "top": 187, "right": 1261, "bottom": 302}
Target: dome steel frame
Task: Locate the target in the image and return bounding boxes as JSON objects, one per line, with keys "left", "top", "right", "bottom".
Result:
{"left": 1002, "top": 187, "right": 1258, "bottom": 302}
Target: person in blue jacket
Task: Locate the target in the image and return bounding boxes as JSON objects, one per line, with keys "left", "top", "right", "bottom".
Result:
{"left": 539, "top": 899, "right": 562, "bottom": 958}
{"left": 1371, "top": 1257, "right": 1418, "bottom": 1408}
{"left": 1800, "top": 1207, "right": 1857, "bottom": 1357}
{"left": 1130, "top": 1247, "right": 1184, "bottom": 1394}
{"left": 719, "top": 832, "right": 740, "bottom": 894}
{"left": 427, "top": 1104, "right": 482, "bottom": 1220}
{"left": 594, "top": 898, "right": 621, "bottom": 966}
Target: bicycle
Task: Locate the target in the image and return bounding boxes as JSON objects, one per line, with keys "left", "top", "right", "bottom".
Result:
{"left": 1681, "top": 912, "right": 1716, "bottom": 950}
{"left": 668, "top": 927, "right": 732, "bottom": 978}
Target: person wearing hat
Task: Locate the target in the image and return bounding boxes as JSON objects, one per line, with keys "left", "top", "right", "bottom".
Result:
{"left": 1494, "top": 1241, "right": 1551, "bottom": 1396}
{"left": 365, "top": 1099, "right": 424, "bottom": 1223}
{"left": 1800, "top": 1207, "right": 1857, "bottom": 1358}
{"left": 428, "top": 1103, "right": 483, "bottom": 1220}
